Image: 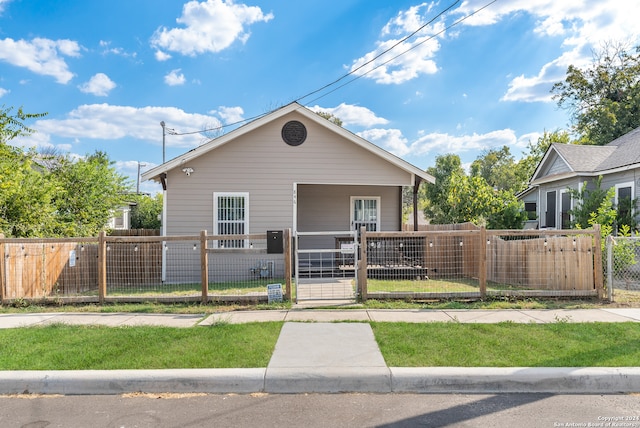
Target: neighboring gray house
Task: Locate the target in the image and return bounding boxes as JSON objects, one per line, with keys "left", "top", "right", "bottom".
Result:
{"left": 141, "top": 102, "right": 435, "bottom": 244}
{"left": 520, "top": 126, "right": 640, "bottom": 229}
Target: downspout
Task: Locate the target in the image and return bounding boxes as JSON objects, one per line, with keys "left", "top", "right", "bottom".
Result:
{"left": 413, "top": 176, "right": 423, "bottom": 231}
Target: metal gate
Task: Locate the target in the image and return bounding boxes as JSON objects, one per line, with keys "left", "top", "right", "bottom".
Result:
{"left": 294, "top": 230, "right": 358, "bottom": 302}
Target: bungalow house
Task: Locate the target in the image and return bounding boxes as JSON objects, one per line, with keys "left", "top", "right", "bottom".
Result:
{"left": 141, "top": 103, "right": 434, "bottom": 289}
{"left": 520, "top": 126, "right": 640, "bottom": 229}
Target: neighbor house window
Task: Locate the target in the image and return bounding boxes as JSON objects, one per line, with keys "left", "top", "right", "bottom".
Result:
{"left": 560, "top": 190, "right": 572, "bottom": 229}
{"left": 214, "top": 192, "right": 249, "bottom": 248}
{"left": 524, "top": 202, "right": 536, "bottom": 220}
{"left": 615, "top": 182, "right": 634, "bottom": 229}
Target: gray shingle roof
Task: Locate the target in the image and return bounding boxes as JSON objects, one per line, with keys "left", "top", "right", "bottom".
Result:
{"left": 553, "top": 143, "right": 616, "bottom": 172}
{"left": 552, "top": 126, "right": 640, "bottom": 173}
{"left": 596, "top": 127, "right": 640, "bottom": 170}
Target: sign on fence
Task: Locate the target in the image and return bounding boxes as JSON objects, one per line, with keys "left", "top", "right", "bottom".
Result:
{"left": 267, "top": 283, "right": 283, "bottom": 303}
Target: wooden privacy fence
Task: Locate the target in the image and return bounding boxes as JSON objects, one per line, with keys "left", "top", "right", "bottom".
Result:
{"left": 0, "top": 231, "right": 292, "bottom": 304}
{"left": 358, "top": 226, "right": 603, "bottom": 301}
{"left": 1, "top": 226, "right": 604, "bottom": 304}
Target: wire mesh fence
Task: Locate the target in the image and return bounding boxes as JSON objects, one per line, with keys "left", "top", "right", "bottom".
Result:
{"left": 605, "top": 236, "right": 640, "bottom": 300}
{"left": 1, "top": 226, "right": 604, "bottom": 304}
{"left": 360, "top": 228, "right": 601, "bottom": 300}
{"left": 0, "top": 232, "right": 289, "bottom": 303}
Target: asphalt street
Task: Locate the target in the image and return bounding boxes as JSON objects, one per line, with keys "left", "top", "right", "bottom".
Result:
{"left": 1, "top": 392, "right": 639, "bottom": 428}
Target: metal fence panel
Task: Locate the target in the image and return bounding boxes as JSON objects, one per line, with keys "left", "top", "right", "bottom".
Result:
{"left": 606, "top": 236, "right": 640, "bottom": 300}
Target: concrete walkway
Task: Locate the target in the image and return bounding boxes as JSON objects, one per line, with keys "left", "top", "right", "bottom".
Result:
{"left": 1, "top": 308, "right": 640, "bottom": 395}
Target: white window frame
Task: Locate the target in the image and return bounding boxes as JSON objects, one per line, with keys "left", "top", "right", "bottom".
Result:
{"left": 213, "top": 192, "right": 249, "bottom": 248}
{"left": 614, "top": 182, "right": 634, "bottom": 206}
{"left": 350, "top": 196, "right": 381, "bottom": 232}
{"left": 560, "top": 189, "right": 573, "bottom": 230}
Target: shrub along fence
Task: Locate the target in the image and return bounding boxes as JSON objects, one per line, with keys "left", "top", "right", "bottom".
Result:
{"left": 0, "top": 226, "right": 604, "bottom": 304}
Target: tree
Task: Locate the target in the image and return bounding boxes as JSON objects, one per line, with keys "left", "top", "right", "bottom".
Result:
{"left": 470, "top": 146, "right": 519, "bottom": 192}
{"left": 515, "top": 130, "right": 571, "bottom": 188}
{"left": 0, "top": 105, "right": 47, "bottom": 143}
{"left": 0, "top": 144, "right": 58, "bottom": 237}
{"left": 130, "top": 193, "right": 163, "bottom": 229}
{"left": 552, "top": 43, "right": 640, "bottom": 145}
{"left": 315, "top": 111, "right": 343, "bottom": 127}
{"left": 569, "top": 176, "right": 637, "bottom": 234}
{"left": 50, "top": 151, "right": 131, "bottom": 236}
{"left": 446, "top": 173, "right": 527, "bottom": 229}
{"left": 0, "top": 105, "right": 131, "bottom": 237}
{"left": 423, "top": 154, "right": 464, "bottom": 223}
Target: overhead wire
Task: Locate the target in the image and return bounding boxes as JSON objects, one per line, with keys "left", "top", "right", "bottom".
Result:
{"left": 167, "top": 0, "right": 497, "bottom": 137}
{"left": 305, "top": 0, "right": 499, "bottom": 106}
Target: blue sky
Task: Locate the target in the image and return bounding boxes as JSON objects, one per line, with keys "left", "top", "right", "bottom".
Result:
{"left": 1, "top": 0, "right": 639, "bottom": 194}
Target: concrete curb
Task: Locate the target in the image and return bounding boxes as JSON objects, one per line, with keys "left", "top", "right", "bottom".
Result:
{"left": 390, "top": 367, "right": 640, "bottom": 394}
{"left": 2, "top": 367, "right": 640, "bottom": 395}
{"left": 264, "top": 367, "right": 392, "bottom": 393}
{"left": 0, "top": 369, "right": 266, "bottom": 395}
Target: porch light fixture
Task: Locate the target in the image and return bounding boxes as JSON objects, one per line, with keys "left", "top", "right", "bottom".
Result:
{"left": 182, "top": 167, "right": 194, "bottom": 176}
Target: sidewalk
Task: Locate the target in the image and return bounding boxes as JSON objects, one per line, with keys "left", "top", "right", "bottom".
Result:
{"left": 1, "top": 308, "right": 640, "bottom": 395}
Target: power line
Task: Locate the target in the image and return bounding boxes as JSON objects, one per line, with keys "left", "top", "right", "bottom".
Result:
{"left": 305, "top": 0, "right": 499, "bottom": 105}
{"left": 166, "top": 0, "right": 497, "bottom": 137}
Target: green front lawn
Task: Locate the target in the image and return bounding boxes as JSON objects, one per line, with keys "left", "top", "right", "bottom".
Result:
{"left": 0, "top": 322, "right": 282, "bottom": 370}
{"left": 372, "top": 322, "right": 640, "bottom": 367}
{"left": 1, "top": 321, "right": 639, "bottom": 369}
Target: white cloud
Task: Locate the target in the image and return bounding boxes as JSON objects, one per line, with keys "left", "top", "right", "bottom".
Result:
{"left": 150, "top": 0, "right": 273, "bottom": 57}
{"left": 0, "top": 37, "right": 81, "bottom": 83}
{"left": 155, "top": 50, "right": 172, "bottom": 61}
{"left": 78, "top": 73, "right": 116, "bottom": 96}
{"left": 358, "top": 128, "right": 410, "bottom": 156}
{"left": 0, "top": 0, "right": 10, "bottom": 14}
{"left": 0, "top": 87, "right": 8, "bottom": 97}
{"left": 308, "top": 103, "right": 389, "bottom": 127}
{"left": 214, "top": 106, "right": 244, "bottom": 124}
{"left": 410, "top": 129, "right": 520, "bottom": 156}
{"left": 99, "top": 40, "right": 136, "bottom": 58}
{"left": 456, "top": 0, "right": 640, "bottom": 102}
{"left": 348, "top": 3, "right": 446, "bottom": 85}
{"left": 357, "top": 125, "right": 533, "bottom": 159}
{"left": 28, "top": 104, "right": 222, "bottom": 149}
{"left": 164, "top": 69, "right": 186, "bottom": 86}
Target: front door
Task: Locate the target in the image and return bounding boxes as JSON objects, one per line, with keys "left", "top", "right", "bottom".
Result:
{"left": 546, "top": 191, "right": 556, "bottom": 228}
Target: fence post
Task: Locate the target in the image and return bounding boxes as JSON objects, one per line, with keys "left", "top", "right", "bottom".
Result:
{"left": 593, "top": 224, "right": 604, "bottom": 299}
{"left": 200, "top": 230, "right": 208, "bottom": 303}
{"left": 0, "top": 233, "right": 5, "bottom": 305}
{"left": 479, "top": 227, "right": 487, "bottom": 299}
{"left": 358, "top": 226, "right": 368, "bottom": 302}
{"left": 606, "top": 235, "right": 613, "bottom": 302}
{"left": 98, "top": 231, "right": 107, "bottom": 304}
{"left": 283, "top": 228, "right": 292, "bottom": 301}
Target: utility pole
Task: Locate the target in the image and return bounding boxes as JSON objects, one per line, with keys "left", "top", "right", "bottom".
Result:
{"left": 136, "top": 161, "right": 146, "bottom": 194}
{"left": 160, "top": 121, "right": 166, "bottom": 164}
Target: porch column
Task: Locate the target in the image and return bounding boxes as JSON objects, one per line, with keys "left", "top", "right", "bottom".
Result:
{"left": 413, "top": 177, "right": 423, "bottom": 231}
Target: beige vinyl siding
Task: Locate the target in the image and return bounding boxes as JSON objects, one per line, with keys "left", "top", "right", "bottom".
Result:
{"left": 297, "top": 184, "right": 400, "bottom": 249}
{"left": 297, "top": 184, "right": 400, "bottom": 232}
{"left": 165, "top": 111, "right": 412, "bottom": 235}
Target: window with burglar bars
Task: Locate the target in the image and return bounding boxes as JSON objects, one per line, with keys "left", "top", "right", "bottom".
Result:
{"left": 214, "top": 192, "right": 248, "bottom": 248}
{"left": 352, "top": 197, "right": 380, "bottom": 232}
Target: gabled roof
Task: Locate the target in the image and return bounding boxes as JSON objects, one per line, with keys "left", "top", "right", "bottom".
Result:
{"left": 142, "top": 102, "right": 434, "bottom": 185}
{"left": 530, "top": 126, "right": 640, "bottom": 185}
